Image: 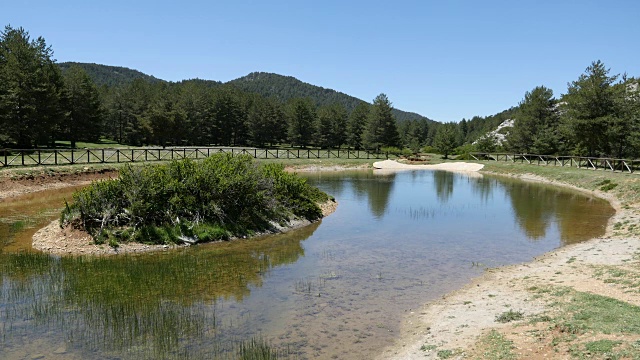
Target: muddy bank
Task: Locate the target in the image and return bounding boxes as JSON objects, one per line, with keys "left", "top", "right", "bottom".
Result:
{"left": 0, "top": 168, "right": 117, "bottom": 200}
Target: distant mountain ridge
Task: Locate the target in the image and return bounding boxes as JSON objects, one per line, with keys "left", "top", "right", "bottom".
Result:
{"left": 228, "top": 72, "right": 434, "bottom": 123}
{"left": 58, "top": 62, "right": 163, "bottom": 87}
{"left": 58, "top": 62, "right": 436, "bottom": 122}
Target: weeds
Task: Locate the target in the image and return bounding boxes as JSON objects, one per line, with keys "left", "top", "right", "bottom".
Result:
{"left": 495, "top": 310, "right": 524, "bottom": 323}
{"left": 476, "top": 330, "right": 516, "bottom": 360}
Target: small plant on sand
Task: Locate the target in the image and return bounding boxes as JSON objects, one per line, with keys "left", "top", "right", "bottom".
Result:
{"left": 495, "top": 310, "right": 524, "bottom": 323}
{"left": 420, "top": 344, "right": 437, "bottom": 351}
{"left": 596, "top": 179, "right": 618, "bottom": 192}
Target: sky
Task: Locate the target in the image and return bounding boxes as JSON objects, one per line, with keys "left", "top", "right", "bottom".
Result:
{"left": 3, "top": 0, "right": 639, "bottom": 122}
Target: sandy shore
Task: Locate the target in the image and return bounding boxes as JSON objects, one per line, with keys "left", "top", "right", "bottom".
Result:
{"left": 378, "top": 168, "right": 640, "bottom": 359}
{"left": 373, "top": 159, "right": 485, "bottom": 172}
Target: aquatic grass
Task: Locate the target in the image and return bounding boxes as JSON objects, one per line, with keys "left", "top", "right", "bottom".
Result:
{"left": 0, "top": 225, "right": 315, "bottom": 358}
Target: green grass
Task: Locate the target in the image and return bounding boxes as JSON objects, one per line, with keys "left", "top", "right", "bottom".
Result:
{"left": 594, "top": 265, "right": 640, "bottom": 292}
{"left": 475, "top": 330, "right": 516, "bottom": 360}
{"left": 525, "top": 286, "right": 640, "bottom": 359}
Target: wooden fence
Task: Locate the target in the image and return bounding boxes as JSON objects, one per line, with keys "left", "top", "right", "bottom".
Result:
{"left": 0, "top": 147, "right": 387, "bottom": 168}
{"left": 470, "top": 153, "right": 640, "bottom": 173}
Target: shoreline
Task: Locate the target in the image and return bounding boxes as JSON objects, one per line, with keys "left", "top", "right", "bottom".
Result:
{"left": 0, "top": 164, "right": 344, "bottom": 256}
{"left": 31, "top": 198, "right": 338, "bottom": 256}
{"left": 4, "top": 160, "right": 640, "bottom": 357}
{"left": 379, "top": 166, "right": 639, "bottom": 359}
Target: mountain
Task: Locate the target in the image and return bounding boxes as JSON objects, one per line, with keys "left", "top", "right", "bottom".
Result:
{"left": 227, "top": 72, "right": 435, "bottom": 123}
{"left": 58, "top": 62, "right": 163, "bottom": 87}
{"left": 57, "top": 63, "right": 436, "bottom": 122}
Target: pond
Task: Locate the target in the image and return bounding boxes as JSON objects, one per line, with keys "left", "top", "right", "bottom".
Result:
{"left": 0, "top": 169, "right": 614, "bottom": 359}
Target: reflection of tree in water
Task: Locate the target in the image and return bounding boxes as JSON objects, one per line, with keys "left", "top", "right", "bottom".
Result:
{"left": 502, "top": 179, "right": 614, "bottom": 244}
{"left": 433, "top": 171, "right": 455, "bottom": 203}
{"left": 0, "top": 222, "right": 319, "bottom": 358}
{"left": 305, "top": 170, "right": 396, "bottom": 219}
{"left": 469, "top": 176, "right": 497, "bottom": 203}
{"left": 553, "top": 192, "right": 613, "bottom": 245}
{"left": 505, "top": 182, "right": 556, "bottom": 240}
{"left": 367, "top": 172, "right": 396, "bottom": 218}
{"left": 305, "top": 172, "right": 347, "bottom": 199}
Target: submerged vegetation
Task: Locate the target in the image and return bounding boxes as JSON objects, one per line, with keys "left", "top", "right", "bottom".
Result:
{"left": 60, "top": 154, "right": 329, "bottom": 245}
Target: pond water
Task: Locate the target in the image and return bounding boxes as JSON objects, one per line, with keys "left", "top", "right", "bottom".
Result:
{"left": 0, "top": 169, "right": 614, "bottom": 359}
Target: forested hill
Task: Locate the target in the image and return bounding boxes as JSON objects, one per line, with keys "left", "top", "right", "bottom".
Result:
{"left": 57, "top": 63, "right": 436, "bottom": 123}
{"left": 58, "top": 62, "right": 163, "bottom": 87}
{"left": 228, "top": 72, "right": 434, "bottom": 123}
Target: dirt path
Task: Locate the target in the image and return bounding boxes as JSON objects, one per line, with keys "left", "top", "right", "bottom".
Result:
{"left": 379, "top": 170, "right": 640, "bottom": 359}
{"left": 0, "top": 168, "right": 117, "bottom": 200}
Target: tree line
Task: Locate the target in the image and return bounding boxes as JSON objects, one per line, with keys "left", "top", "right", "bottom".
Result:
{"left": 465, "top": 61, "right": 640, "bottom": 159}
{"left": 1, "top": 25, "right": 444, "bottom": 151}
{"left": 8, "top": 26, "right": 632, "bottom": 158}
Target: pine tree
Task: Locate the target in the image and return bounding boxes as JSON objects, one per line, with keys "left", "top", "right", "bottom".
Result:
{"left": 433, "top": 123, "right": 458, "bottom": 158}
{"left": 0, "top": 26, "right": 64, "bottom": 148}
{"left": 362, "top": 94, "right": 400, "bottom": 151}
{"left": 315, "top": 103, "right": 347, "bottom": 148}
{"left": 506, "top": 86, "right": 558, "bottom": 154}
{"left": 347, "top": 102, "right": 369, "bottom": 149}
{"left": 62, "top": 65, "right": 103, "bottom": 147}
{"left": 247, "top": 97, "right": 286, "bottom": 147}
{"left": 287, "top": 98, "right": 316, "bottom": 147}
{"left": 561, "top": 60, "right": 619, "bottom": 156}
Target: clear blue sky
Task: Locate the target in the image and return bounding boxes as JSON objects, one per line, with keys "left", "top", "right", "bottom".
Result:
{"left": 3, "top": 0, "right": 639, "bottom": 122}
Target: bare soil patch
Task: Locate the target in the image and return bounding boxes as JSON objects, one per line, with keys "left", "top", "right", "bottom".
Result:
{"left": 0, "top": 168, "right": 117, "bottom": 200}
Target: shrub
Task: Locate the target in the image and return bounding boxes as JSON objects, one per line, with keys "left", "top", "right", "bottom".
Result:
{"left": 61, "top": 154, "right": 328, "bottom": 245}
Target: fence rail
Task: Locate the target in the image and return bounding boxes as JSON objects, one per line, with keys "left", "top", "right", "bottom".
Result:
{"left": 470, "top": 153, "right": 640, "bottom": 174}
{"left": 0, "top": 147, "right": 387, "bottom": 168}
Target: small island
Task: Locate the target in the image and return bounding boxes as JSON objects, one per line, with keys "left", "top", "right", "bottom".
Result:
{"left": 33, "top": 154, "right": 335, "bottom": 255}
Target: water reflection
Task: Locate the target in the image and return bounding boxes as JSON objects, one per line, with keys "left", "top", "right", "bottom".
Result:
{"left": 433, "top": 170, "right": 455, "bottom": 203}
{"left": 0, "top": 223, "right": 319, "bottom": 359}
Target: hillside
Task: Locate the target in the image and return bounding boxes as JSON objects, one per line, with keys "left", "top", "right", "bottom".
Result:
{"left": 58, "top": 62, "right": 163, "bottom": 87}
{"left": 57, "top": 63, "right": 436, "bottom": 122}
{"left": 228, "top": 72, "right": 435, "bottom": 123}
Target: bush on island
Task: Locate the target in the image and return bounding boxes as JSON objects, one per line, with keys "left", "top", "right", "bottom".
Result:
{"left": 60, "top": 154, "right": 329, "bottom": 245}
